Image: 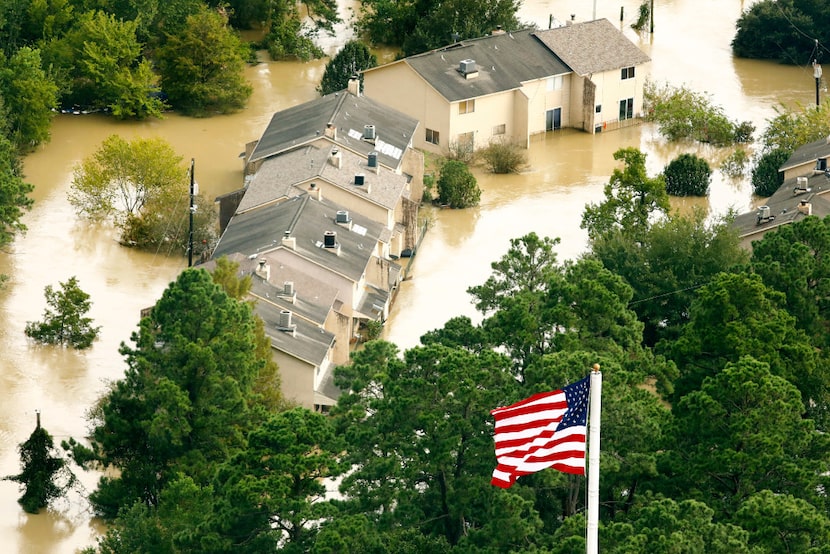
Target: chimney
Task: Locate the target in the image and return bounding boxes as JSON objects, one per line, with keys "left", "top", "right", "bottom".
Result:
{"left": 255, "top": 258, "right": 270, "bottom": 281}
{"left": 282, "top": 231, "right": 296, "bottom": 250}
{"left": 798, "top": 200, "right": 813, "bottom": 215}
{"left": 324, "top": 122, "right": 337, "bottom": 140}
{"left": 329, "top": 148, "right": 342, "bottom": 169}
{"left": 492, "top": 25, "right": 505, "bottom": 35}
{"left": 348, "top": 75, "right": 360, "bottom": 97}
{"left": 309, "top": 182, "right": 322, "bottom": 201}
{"left": 368, "top": 151, "right": 379, "bottom": 174}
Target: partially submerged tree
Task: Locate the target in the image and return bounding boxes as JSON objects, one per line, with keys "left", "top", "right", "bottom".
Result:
{"left": 5, "top": 412, "right": 76, "bottom": 513}
{"left": 479, "top": 139, "right": 527, "bottom": 174}
{"left": 24, "top": 276, "right": 100, "bottom": 349}
{"left": 155, "top": 7, "right": 252, "bottom": 116}
{"left": 0, "top": 131, "right": 33, "bottom": 253}
{"left": 318, "top": 40, "right": 377, "bottom": 96}
{"left": 663, "top": 153, "right": 711, "bottom": 196}
{"left": 581, "top": 147, "right": 670, "bottom": 241}
{"left": 437, "top": 160, "right": 480, "bottom": 208}
{"left": 68, "top": 135, "right": 216, "bottom": 253}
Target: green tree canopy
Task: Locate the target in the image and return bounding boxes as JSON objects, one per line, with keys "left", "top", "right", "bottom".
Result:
{"left": 0, "top": 131, "right": 33, "bottom": 254}
{"left": 155, "top": 7, "right": 252, "bottom": 116}
{"left": 590, "top": 209, "right": 748, "bottom": 346}
{"left": 732, "top": 0, "right": 827, "bottom": 64}
{"left": 0, "top": 46, "right": 58, "bottom": 152}
{"left": 43, "top": 10, "right": 164, "bottom": 118}
{"left": 662, "top": 153, "right": 711, "bottom": 196}
{"left": 65, "top": 269, "right": 270, "bottom": 518}
{"left": 317, "top": 40, "right": 377, "bottom": 96}
{"left": 437, "top": 159, "right": 480, "bottom": 208}
{"left": 24, "top": 276, "right": 100, "bottom": 348}
{"left": 658, "top": 356, "right": 827, "bottom": 519}
{"left": 750, "top": 214, "right": 830, "bottom": 348}
{"left": 750, "top": 148, "right": 788, "bottom": 197}
{"left": 581, "top": 147, "right": 670, "bottom": 241}
{"left": 357, "top": 0, "right": 521, "bottom": 56}
{"left": 662, "top": 271, "right": 828, "bottom": 424}
{"left": 735, "top": 490, "right": 830, "bottom": 553}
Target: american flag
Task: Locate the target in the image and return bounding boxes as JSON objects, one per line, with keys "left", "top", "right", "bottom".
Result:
{"left": 490, "top": 376, "right": 591, "bottom": 488}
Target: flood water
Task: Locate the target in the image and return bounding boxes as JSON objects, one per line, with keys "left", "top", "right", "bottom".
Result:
{"left": 0, "top": 0, "right": 817, "bottom": 550}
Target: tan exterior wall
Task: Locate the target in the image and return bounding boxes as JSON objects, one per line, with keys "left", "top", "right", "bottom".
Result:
{"left": 592, "top": 61, "right": 651, "bottom": 128}
{"left": 274, "top": 351, "right": 315, "bottom": 408}
{"left": 783, "top": 163, "right": 818, "bottom": 181}
{"left": 326, "top": 309, "right": 352, "bottom": 365}
{"left": 363, "top": 63, "right": 449, "bottom": 155}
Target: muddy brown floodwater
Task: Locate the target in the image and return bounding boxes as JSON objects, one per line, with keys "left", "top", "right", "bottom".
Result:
{"left": 0, "top": 0, "right": 818, "bottom": 551}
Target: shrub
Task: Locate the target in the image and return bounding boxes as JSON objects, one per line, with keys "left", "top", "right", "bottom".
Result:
{"left": 720, "top": 147, "right": 750, "bottom": 177}
{"left": 663, "top": 153, "right": 712, "bottom": 196}
{"left": 751, "top": 149, "right": 790, "bottom": 197}
{"left": 445, "top": 140, "right": 475, "bottom": 164}
{"left": 479, "top": 139, "right": 527, "bottom": 174}
{"left": 437, "top": 160, "right": 480, "bottom": 208}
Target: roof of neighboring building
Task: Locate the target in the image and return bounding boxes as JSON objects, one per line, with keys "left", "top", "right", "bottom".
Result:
{"left": 254, "top": 297, "right": 335, "bottom": 368}
{"left": 779, "top": 135, "right": 830, "bottom": 172}
{"left": 212, "top": 194, "right": 389, "bottom": 283}
{"left": 534, "top": 19, "right": 651, "bottom": 76}
{"left": 247, "top": 91, "right": 418, "bottom": 170}
{"left": 381, "top": 28, "right": 570, "bottom": 102}
{"left": 237, "top": 142, "right": 409, "bottom": 213}
{"left": 199, "top": 252, "right": 338, "bottom": 327}
{"left": 732, "top": 172, "right": 830, "bottom": 244}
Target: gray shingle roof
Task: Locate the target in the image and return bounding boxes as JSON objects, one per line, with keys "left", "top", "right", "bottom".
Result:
{"left": 212, "top": 194, "right": 387, "bottom": 283}
{"left": 396, "top": 29, "right": 571, "bottom": 102}
{"left": 247, "top": 91, "right": 419, "bottom": 170}
{"left": 731, "top": 172, "right": 830, "bottom": 242}
{"left": 254, "top": 298, "right": 335, "bottom": 368}
{"left": 238, "top": 142, "right": 409, "bottom": 213}
{"left": 533, "top": 19, "right": 651, "bottom": 76}
{"left": 779, "top": 135, "right": 830, "bottom": 172}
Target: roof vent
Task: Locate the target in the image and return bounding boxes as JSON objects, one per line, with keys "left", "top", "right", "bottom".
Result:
{"left": 354, "top": 173, "right": 365, "bottom": 186}
{"left": 364, "top": 124, "right": 376, "bottom": 140}
{"left": 324, "top": 230, "right": 337, "bottom": 248}
{"left": 459, "top": 59, "right": 477, "bottom": 77}
{"left": 336, "top": 210, "right": 350, "bottom": 223}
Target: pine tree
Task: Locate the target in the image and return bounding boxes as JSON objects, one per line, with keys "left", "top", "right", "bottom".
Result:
{"left": 4, "top": 413, "right": 75, "bottom": 513}
{"left": 24, "top": 276, "right": 100, "bottom": 349}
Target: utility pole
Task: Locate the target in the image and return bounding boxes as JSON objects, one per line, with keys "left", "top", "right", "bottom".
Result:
{"left": 650, "top": 0, "right": 655, "bottom": 33}
{"left": 814, "top": 50, "right": 822, "bottom": 110}
{"left": 188, "top": 158, "right": 196, "bottom": 267}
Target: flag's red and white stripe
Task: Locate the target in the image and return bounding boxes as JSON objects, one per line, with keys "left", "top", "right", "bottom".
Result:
{"left": 491, "top": 378, "right": 589, "bottom": 488}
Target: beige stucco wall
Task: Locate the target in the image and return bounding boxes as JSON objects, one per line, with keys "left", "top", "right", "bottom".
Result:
{"left": 783, "top": 163, "right": 819, "bottom": 181}
{"left": 325, "top": 309, "right": 352, "bottom": 365}
{"left": 274, "top": 351, "right": 315, "bottom": 408}
{"left": 298, "top": 177, "right": 392, "bottom": 228}
{"left": 591, "top": 61, "right": 651, "bottom": 127}
{"left": 363, "top": 63, "right": 449, "bottom": 154}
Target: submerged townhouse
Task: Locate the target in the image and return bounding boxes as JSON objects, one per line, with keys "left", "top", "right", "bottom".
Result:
{"left": 362, "top": 18, "right": 651, "bottom": 153}
{"left": 210, "top": 89, "right": 422, "bottom": 410}
{"left": 732, "top": 136, "right": 830, "bottom": 249}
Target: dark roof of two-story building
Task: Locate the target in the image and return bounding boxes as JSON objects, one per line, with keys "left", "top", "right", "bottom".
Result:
{"left": 779, "top": 135, "right": 830, "bottom": 173}
{"left": 367, "top": 19, "right": 651, "bottom": 103}
{"left": 237, "top": 142, "right": 410, "bottom": 214}
{"left": 246, "top": 91, "right": 419, "bottom": 171}
{"left": 732, "top": 171, "right": 830, "bottom": 247}
{"left": 212, "top": 193, "right": 390, "bottom": 284}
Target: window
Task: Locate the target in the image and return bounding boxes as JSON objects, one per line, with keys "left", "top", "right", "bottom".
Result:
{"left": 619, "top": 98, "right": 634, "bottom": 120}
{"left": 621, "top": 66, "right": 635, "bottom": 80}
{"left": 595, "top": 105, "right": 602, "bottom": 113}
{"left": 425, "top": 128, "right": 440, "bottom": 145}
{"left": 457, "top": 131, "right": 474, "bottom": 150}
{"left": 459, "top": 99, "right": 475, "bottom": 114}
{"left": 547, "top": 75, "right": 563, "bottom": 91}
{"left": 493, "top": 123, "right": 506, "bottom": 135}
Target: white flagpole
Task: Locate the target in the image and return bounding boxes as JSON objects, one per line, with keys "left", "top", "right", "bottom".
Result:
{"left": 586, "top": 363, "right": 602, "bottom": 554}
